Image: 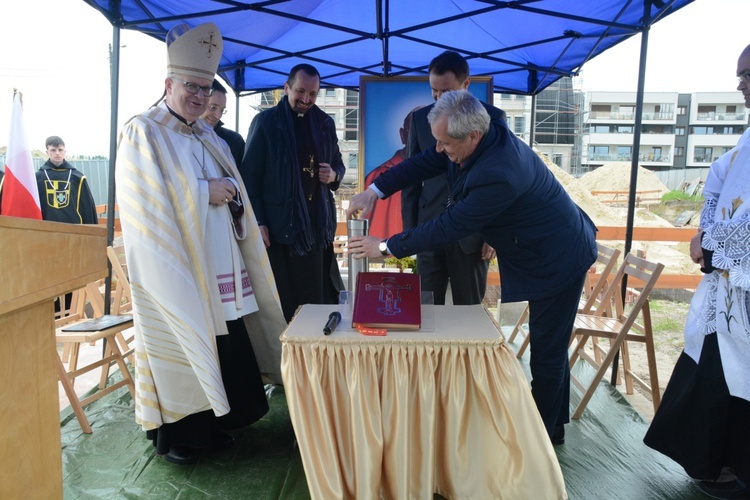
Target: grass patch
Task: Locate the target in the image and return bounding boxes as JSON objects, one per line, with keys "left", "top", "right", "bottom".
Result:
{"left": 654, "top": 316, "right": 682, "bottom": 332}
{"left": 661, "top": 190, "right": 703, "bottom": 203}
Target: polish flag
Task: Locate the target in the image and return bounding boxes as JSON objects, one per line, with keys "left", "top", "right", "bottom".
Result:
{"left": 1, "top": 91, "right": 41, "bottom": 219}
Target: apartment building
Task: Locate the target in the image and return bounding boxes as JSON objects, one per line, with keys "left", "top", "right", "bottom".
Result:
{"left": 582, "top": 91, "right": 747, "bottom": 171}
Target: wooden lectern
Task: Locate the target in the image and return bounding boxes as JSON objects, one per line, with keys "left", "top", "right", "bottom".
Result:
{"left": 0, "top": 216, "right": 106, "bottom": 499}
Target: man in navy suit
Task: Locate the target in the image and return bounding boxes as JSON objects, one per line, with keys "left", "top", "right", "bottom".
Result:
{"left": 347, "top": 90, "right": 597, "bottom": 444}
{"left": 404, "top": 51, "right": 505, "bottom": 305}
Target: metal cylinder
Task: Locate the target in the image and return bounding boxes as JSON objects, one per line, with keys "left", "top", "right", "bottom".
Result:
{"left": 347, "top": 219, "right": 369, "bottom": 291}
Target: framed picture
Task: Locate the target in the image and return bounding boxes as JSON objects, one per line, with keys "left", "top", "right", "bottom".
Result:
{"left": 356, "top": 76, "right": 493, "bottom": 238}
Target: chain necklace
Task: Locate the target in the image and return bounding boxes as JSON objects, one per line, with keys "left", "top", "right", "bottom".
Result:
{"left": 193, "top": 141, "right": 209, "bottom": 179}
{"left": 43, "top": 167, "right": 72, "bottom": 190}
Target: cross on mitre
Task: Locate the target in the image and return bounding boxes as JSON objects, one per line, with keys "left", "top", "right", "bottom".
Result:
{"left": 199, "top": 30, "right": 218, "bottom": 56}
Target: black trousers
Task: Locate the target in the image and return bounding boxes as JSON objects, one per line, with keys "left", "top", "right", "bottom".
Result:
{"left": 527, "top": 272, "right": 587, "bottom": 436}
{"left": 147, "top": 318, "right": 269, "bottom": 454}
{"left": 416, "top": 241, "right": 488, "bottom": 305}
{"left": 267, "top": 243, "right": 340, "bottom": 322}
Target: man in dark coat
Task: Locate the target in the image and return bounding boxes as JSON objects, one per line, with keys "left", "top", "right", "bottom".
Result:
{"left": 347, "top": 90, "right": 597, "bottom": 444}
{"left": 201, "top": 79, "right": 245, "bottom": 166}
{"left": 36, "top": 136, "right": 97, "bottom": 224}
{"left": 405, "top": 51, "right": 506, "bottom": 306}
{"left": 241, "top": 64, "right": 346, "bottom": 322}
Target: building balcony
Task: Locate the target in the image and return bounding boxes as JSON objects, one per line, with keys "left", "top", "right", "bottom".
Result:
{"left": 695, "top": 112, "right": 747, "bottom": 121}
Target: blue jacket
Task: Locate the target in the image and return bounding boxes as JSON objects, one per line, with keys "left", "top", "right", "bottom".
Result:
{"left": 375, "top": 118, "right": 597, "bottom": 302}
{"left": 241, "top": 97, "right": 345, "bottom": 247}
{"left": 404, "top": 101, "right": 506, "bottom": 254}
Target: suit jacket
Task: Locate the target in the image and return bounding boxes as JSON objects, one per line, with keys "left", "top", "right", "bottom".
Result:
{"left": 403, "top": 101, "right": 506, "bottom": 253}
{"left": 376, "top": 118, "right": 597, "bottom": 303}
{"left": 215, "top": 120, "right": 246, "bottom": 167}
{"left": 241, "top": 97, "right": 345, "bottom": 247}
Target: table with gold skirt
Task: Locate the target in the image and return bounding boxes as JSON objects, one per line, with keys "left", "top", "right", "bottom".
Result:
{"left": 280, "top": 304, "right": 566, "bottom": 499}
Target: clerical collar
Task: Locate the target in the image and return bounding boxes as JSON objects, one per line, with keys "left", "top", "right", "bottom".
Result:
{"left": 165, "top": 103, "right": 192, "bottom": 126}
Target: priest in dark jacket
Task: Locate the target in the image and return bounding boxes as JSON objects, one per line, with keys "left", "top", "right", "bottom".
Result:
{"left": 347, "top": 90, "right": 597, "bottom": 444}
{"left": 241, "top": 64, "right": 345, "bottom": 322}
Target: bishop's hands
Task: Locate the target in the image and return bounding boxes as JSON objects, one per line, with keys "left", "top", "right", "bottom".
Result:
{"left": 208, "top": 177, "right": 236, "bottom": 206}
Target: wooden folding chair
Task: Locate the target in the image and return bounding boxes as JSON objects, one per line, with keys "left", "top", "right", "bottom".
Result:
{"left": 568, "top": 253, "right": 664, "bottom": 419}
{"left": 107, "top": 245, "right": 134, "bottom": 355}
{"left": 508, "top": 243, "right": 621, "bottom": 358}
{"left": 56, "top": 282, "right": 136, "bottom": 434}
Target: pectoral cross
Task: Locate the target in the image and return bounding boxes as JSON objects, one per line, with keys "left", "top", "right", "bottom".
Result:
{"left": 302, "top": 155, "right": 316, "bottom": 178}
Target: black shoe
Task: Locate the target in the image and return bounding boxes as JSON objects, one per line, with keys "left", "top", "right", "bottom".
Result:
{"left": 699, "top": 479, "right": 750, "bottom": 500}
{"left": 551, "top": 425, "right": 565, "bottom": 445}
{"left": 211, "top": 431, "right": 235, "bottom": 449}
{"left": 165, "top": 446, "right": 200, "bottom": 465}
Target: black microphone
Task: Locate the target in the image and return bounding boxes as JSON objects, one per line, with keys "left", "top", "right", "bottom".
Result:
{"left": 323, "top": 311, "right": 342, "bottom": 335}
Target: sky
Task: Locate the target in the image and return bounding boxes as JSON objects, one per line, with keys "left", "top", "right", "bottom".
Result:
{"left": 0, "top": 0, "right": 749, "bottom": 158}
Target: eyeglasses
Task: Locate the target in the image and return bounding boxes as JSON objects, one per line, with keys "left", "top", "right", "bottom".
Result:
{"left": 738, "top": 72, "right": 750, "bottom": 85}
{"left": 171, "top": 77, "right": 214, "bottom": 96}
{"left": 208, "top": 104, "right": 227, "bottom": 115}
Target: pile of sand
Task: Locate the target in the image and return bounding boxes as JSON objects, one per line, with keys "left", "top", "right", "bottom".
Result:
{"left": 538, "top": 154, "right": 672, "bottom": 227}
{"left": 535, "top": 153, "right": 696, "bottom": 276}
{"left": 578, "top": 162, "right": 670, "bottom": 197}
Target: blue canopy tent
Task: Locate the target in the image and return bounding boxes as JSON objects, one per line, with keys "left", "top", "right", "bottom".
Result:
{"left": 84, "top": 1, "right": 695, "bottom": 366}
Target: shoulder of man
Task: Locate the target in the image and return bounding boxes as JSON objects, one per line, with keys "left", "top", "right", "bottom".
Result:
{"left": 482, "top": 101, "right": 507, "bottom": 123}
{"left": 414, "top": 103, "right": 434, "bottom": 122}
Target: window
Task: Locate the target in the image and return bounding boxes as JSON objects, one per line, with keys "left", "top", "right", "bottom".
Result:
{"left": 652, "top": 147, "right": 662, "bottom": 161}
{"left": 616, "top": 146, "right": 632, "bottom": 160}
{"left": 588, "top": 145, "right": 609, "bottom": 159}
{"left": 345, "top": 108, "right": 357, "bottom": 141}
{"left": 697, "top": 105, "right": 716, "bottom": 114}
{"left": 616, "top": 125, "right": 633, "bottom": 134}
{"left": 675, "top": 147, "right": 684, "bottom": 157}
{"left": 691, "top": 126, "right": 709, "bottom": 135}
{"left": 677, "top": 106, "right": 687, "bottom": 115}
{"left": 591, "top": 125, "right": 610, "bottom": 133}
{"left": 514, "top": 116, "right": 526, "bottom": 135}
{"left": 727, "top": 105, "right": 737, "bottom": 113}
{"left": 325, "top": 88, "right": 336, "bottom": 96}
{"left": 694, "top": 147, "right": 713, "bottom": 162}
{"left": 260, "top": 91, "right": 275, "bottom": 106}
{"left": 675, "top": 126, "right": 685, "bottom": 136}
{"left": 347, "top": 153, "right": 358, "bottom": 169}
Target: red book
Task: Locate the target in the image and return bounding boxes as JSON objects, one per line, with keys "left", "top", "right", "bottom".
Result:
{"left": 352, "top": 272, "right": 421, "bottom": 330}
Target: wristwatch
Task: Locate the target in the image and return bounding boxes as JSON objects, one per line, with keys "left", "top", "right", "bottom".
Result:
{"left": 379, "top": 240, "right": 389, "bottom": 256}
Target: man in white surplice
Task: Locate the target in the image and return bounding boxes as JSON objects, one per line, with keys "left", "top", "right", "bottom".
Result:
{"left": 645, "top": 42, "right": 750, "bottom": 499}
{"left": 115, "top": 22, "right": 286, "bottom": 465}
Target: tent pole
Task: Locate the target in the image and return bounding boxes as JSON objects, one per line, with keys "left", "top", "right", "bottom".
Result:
{"left": 104, "top": 20, "right": 122, "bottom": 316}
{"left": 611, "top": 13, "right": 651, "bottom": 386}
{"left": 529, "top": 94, "right": 537, "bottom": 147}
